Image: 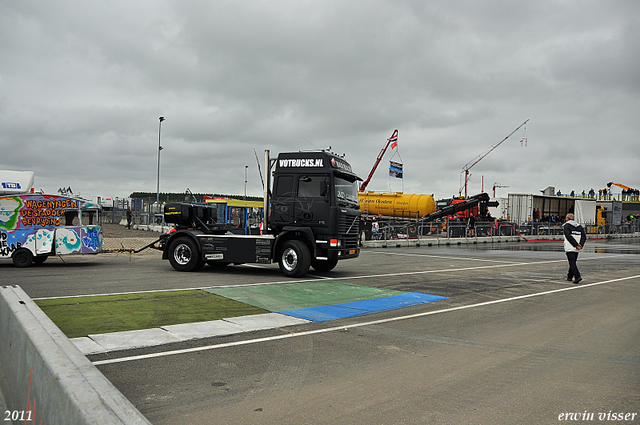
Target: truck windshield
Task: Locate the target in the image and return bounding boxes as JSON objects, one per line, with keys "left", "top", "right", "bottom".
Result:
{"left": 335, "top": 175, "right": 359, "bottom": 207}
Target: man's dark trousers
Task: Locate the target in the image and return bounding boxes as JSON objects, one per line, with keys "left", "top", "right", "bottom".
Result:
{"left": 566, "top": 252, "right": 580, "bottom": 280}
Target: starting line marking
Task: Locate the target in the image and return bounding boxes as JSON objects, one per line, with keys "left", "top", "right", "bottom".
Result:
{"left": 368, "top": 250, "right": 518, "bottom": 263}
{"left": 92, "top": 274, "right": 640, "bottom": 366}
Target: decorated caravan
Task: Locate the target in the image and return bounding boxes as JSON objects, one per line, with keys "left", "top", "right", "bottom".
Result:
{"left": 0, "top": 170, "right": 102, "bottom": 267}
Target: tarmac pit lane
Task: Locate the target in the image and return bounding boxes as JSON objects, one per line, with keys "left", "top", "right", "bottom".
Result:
{"left": 77, "top": 238, "right": 640, "bottom": 364}
{"left": 90, "top": 272, "right": 640, "bottom": 366}
{"left": 8, "top": 238, "right": 640, "bottom": 425}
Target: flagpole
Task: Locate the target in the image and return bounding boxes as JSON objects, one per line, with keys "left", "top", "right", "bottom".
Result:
{"left": 394, "top": 147, "right": 404, "bottom": 193}
{"left": 401, "top": 148, "right": 403, "bottom": 193}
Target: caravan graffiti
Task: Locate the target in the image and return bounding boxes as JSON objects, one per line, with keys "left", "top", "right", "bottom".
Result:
{"left": 0, "top": 197, "right": 22, "bottom": 230}
{"left": 0, "top": 230, "right": 21, "bottom": 257}
{"left": 55, "top": 228, "right": 82, "bottom": 253}
{"left": 1, "top": 194, "right": 103, "bottom": 266}
{"left": 24, "top": 199, "right": 78, "bottom": 210}
{"left": 82, "top": 227, "right": 100, "bottom": 251}
{"left": 20, "top": 199, "right": 72, "bottom": 227}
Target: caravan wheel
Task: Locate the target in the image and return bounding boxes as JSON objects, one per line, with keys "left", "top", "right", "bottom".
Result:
{"left": 12, "top": 249, "right": 34, "bottom": 267}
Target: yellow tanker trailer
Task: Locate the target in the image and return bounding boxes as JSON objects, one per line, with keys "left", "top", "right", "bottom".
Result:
{"left": 359, "top": 191, "right": 436, "bottom": 218}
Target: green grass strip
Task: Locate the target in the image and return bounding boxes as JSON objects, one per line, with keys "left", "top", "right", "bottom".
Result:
{"left": 35, "top": 290, "right": 268, "bottom": 338}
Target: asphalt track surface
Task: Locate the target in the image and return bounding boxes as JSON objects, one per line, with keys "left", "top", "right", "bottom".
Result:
{"left": 5, "top": 238, "right": 640, "bottom": 424}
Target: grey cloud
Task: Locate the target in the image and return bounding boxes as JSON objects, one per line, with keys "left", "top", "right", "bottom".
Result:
{"left": 0, "top": 0, "right": 638, "bottom": 200}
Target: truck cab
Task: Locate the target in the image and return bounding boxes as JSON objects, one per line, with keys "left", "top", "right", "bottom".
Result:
{"left": 159, "top": 150, "right": 361, "bottom": 277}
{"left": 269, "top": 151, "right": 361, "bottom": 273}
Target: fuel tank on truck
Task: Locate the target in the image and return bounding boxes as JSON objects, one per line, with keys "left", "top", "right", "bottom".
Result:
{"left": 359, "top": 191, "right": 436, "bottom": 218}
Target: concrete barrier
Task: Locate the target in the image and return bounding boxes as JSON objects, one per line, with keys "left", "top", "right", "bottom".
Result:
{"left": 0, "top": 286, "right": 152, "bottom": 425}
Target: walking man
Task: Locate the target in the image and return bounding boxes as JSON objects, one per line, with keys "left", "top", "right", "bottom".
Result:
{"left": 563, "top": 213, "right": 586, "bottom": 284}
{"left": 126, "top": 208, "right": 132, "bottom": 230}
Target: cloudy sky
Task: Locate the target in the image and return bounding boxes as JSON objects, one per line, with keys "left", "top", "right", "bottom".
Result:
{"left": 1, "top": 1, "right": 639, "bottom": 201}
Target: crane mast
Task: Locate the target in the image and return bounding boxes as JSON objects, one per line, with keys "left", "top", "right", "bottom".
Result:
{"left": 359, "top": 129, "right": 398, "bottom": 192}
{"left": 459, "top": 119, "right": 529, "bottom": 198}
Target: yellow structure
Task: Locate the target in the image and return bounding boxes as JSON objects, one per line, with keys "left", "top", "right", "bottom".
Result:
{"left": 204, "top": 199, "right": 263, "bottom": 209}
{"left": 204, "top": 198, "right": 263, "bottom": 234}
{"left": 596, "top": 204, "right": 606, "bottom": 226}
{"left": 359, "top": 191, "right": 436, "bottom": 218}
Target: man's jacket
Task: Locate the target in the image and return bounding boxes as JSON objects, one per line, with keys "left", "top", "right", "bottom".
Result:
{"left": 563, "top": 220, "right": 586, "bottom": 252}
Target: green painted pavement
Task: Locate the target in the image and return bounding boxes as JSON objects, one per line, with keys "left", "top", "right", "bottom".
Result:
{"left": 205, "top": 281, "right": 406, "bottom": 312}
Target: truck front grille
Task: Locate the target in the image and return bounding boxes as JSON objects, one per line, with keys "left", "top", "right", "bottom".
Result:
{"left": 338, "top": 212, "right": 360, "bottom": 235}
{"left": 338, "top": 212, "right": 360, "bottom": 249}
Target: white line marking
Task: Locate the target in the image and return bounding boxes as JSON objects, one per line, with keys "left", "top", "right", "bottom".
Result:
{"left": 368, "top": 250, "right": 517, "bottom": 263}
{"left": 92, "top": 274, "right": 640, "bottom": 366}
{"left": 334, "top": 255, "right": 620, "bottom": 281}
{"left": 34, "top": 254, "right": 620, "bottom": 300}
{"left": 31, "top": 276, "right": 325, "bottom": 300}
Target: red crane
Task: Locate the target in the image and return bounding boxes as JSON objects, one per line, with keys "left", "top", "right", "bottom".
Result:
{"left": 359, "top": 129, "right": 398, "bottom": 192}
{"left": 459, "top": 119, "right": 529, "bottom": 198}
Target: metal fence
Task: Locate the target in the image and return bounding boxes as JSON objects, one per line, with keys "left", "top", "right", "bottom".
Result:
{"left": 364, "top": 218, "right": 640, "bottom": 243}
{"left": 102, "top": 199, "right": 166, "bottom": 226}
{"left": 365, "top": 220, "right": 520, "bottom": 242}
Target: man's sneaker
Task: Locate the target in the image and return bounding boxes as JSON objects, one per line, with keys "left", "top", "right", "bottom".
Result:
{"left": 573, "top": 277, "right": 582, "bottom": 284}
{"left": 567, "top": 277, "right": 573, "bottom": 282}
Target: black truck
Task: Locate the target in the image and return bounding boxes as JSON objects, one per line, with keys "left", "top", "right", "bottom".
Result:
{"left": 158, "top": 150, "right": 361, "bottom": 277}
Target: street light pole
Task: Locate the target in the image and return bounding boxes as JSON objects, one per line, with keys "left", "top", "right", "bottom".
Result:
{"left": 156, "top": 117, "right": 165, "bottom": 204}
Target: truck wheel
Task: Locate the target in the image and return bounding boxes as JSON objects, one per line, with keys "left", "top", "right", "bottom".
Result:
{"left": 12, "top": 249, "right": 34, "bottom": 267}
{"left": 311, "top": 258, "right": 338, "bottom": 272}
{"left": 168, "top": 237, "right": 204, "bottom": 272}
{"left": 279, "top": 240, "right": 311, "bottom": 277}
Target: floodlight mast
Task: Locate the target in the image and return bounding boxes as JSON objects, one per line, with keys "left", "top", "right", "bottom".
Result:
{"left": 459, "top": 119, "right": 529, "bottom": 198}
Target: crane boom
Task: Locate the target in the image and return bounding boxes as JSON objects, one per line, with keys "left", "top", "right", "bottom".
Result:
{"left": 607, "top": 182, "right": 635, "bottom": 191}
{"left": 459, "top": 119, "right": 529, "bottom": 197}
{"left": 359, "top": 129, "right": 398, "bottom": 192}
{"left": 492, "top": 182, "right": 509, "bottom": 198}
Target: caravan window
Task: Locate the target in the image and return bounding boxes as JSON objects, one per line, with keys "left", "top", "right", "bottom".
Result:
{"left": 63, "top": 210, "right": 79, "bottom": 226}
{"left": 81, "top": 210, "right": 99, "bottom": 226}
